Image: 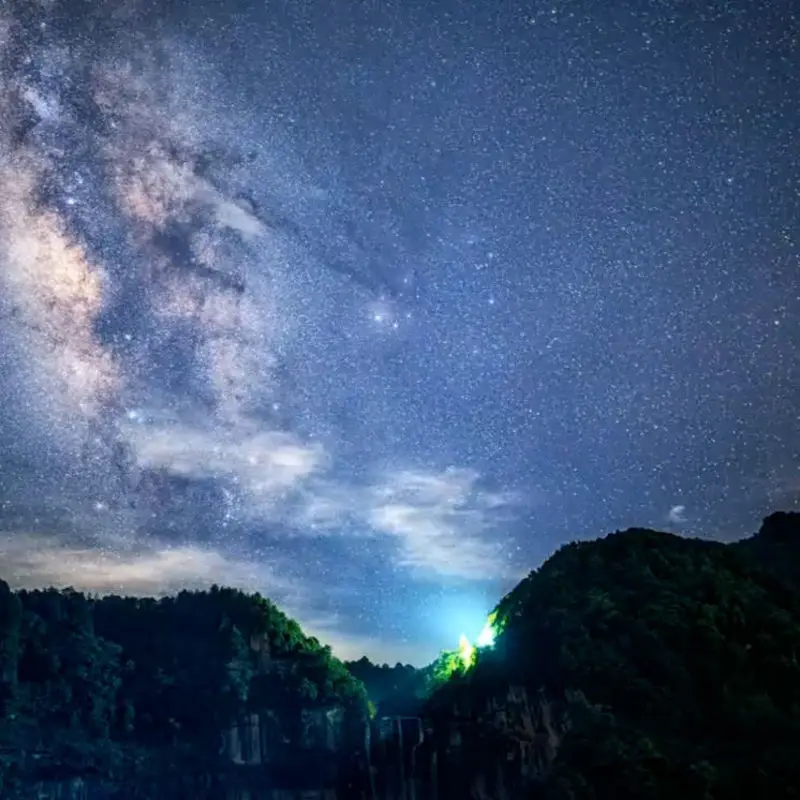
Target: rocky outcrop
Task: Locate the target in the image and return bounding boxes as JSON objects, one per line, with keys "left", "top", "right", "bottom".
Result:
{"left": 223, "top": 707, "right": 346, "bottom": 765}
{"left": 5, "top": 633, "right": 371, "bottom": 800}
{"left": 372, "top": 716, "right": 424, "bottom": 800}
{"left": 211, "top": 633, "right": 367, "bottom": 797}
{"left": 426, "top": 684, "right": 572, "bottom": 799}
{"left": 370, "top": 684, "right": 572, "bottom": 800}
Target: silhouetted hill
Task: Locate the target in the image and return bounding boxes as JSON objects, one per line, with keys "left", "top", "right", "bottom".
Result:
{"left": 3, "top": 512, "right": 800, "bottom": 799}
{"left": 421, "top": 511, "right": 800, "bottom": 799}
{"left": 0, "top": 584, "right": 370, "bottom": 798}
{"left": 735, "top": 510, "right": 800, "bottom": 591}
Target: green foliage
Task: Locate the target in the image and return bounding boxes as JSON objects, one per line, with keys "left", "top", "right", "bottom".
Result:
{"left": 431, "top": 513, "right": 800, "bottom": 798}
{"left": 0, "top": 582, "right": 369, "bottom": 786}
{"left": 428, "top": 647, "right": 474, "bottom": 690}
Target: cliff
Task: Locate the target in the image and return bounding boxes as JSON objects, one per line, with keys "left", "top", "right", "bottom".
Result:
{"left": 417, "top": 685, "right": 571, "bottom": 800}
{"left": 5, "top": 512, "right": 800, "bottom": 799}
{"left": 407, "top": 511, "right": 800, "bottom": 799}
{"left": 0, "top": 585, "right": 372, "bottom": 799}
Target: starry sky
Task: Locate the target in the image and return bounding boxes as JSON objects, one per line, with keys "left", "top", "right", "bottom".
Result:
{"left": 0, "top": 0, "right": 797, "bottom": 665}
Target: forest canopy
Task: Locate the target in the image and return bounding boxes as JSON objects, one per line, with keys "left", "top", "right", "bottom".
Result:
{"left": 425, "top": 511, "right": 800, "bottom": 799}
{"left": 0, "top": 583, "right": 369, "bottom": 792}
{"left": 3, "top": 512, "right": 800, "bottom": 799}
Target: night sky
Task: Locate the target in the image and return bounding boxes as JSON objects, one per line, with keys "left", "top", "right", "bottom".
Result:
{"left": 0, "top": 0, "right": 797, "bottom": 665}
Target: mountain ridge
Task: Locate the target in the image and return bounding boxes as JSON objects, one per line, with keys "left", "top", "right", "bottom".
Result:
{"left": 1, "top": 511, "right": 800, "bottom": 798}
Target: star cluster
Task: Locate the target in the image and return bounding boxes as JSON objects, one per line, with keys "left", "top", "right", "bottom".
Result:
{"left": 0, "top": 0, "right": 797, "bottom": 664}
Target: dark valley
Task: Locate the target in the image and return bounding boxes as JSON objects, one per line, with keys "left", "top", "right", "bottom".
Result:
{"left": 1, "top": 512, "right": 800, "bottom": 799}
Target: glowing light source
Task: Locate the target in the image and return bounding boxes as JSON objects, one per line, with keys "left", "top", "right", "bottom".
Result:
{"left": 476, "top": 621, "right": 496, "bottom": 648}
{"left": 457, "top": 634, "right": 474, "bottom": 670}
{"left": 437, "top": 613, "right": 499, "bottom": 682}
{"left": 451, "top": 612, "right": 498, "bottom": 675}
{"left": 480, "top": 611, "right": 498, "bottom": 645}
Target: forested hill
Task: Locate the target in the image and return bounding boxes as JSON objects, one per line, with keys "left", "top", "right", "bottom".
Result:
{"left": 425, "top": 511, "right": 800, "bottom": 799}
{"left": 2, "top": 512, "right": 800, "bottom": 798}
{"left": 0, "top": 584, "right": 369, "bottom": 794}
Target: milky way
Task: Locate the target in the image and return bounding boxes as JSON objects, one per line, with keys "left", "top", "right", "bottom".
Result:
{"left": 0, "top": 0, "right": 797, "bottom": 664}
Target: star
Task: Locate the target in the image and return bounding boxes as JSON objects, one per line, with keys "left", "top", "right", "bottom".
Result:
{"left": 0, "top": 0, "right": 796, "bottom": 668}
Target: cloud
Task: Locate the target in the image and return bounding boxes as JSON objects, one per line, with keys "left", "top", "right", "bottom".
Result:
{"left": 0, "top": 532, "right": 283, "bottom": 598}
{"left": 668, "top": 504, "right": 687, "bottom": 524}
{"left": 366, "top": 468, "right": 516, "bottom": 580}
{"left": 121, "top": 412, "right": 518, "bottom": 582}
{"left": 202, "top": 188, "right": 266, "bottom": 240}
{"left": 120, "top": 412, "right": 519, "bottom": 580}
{"left": 297, "top": 467, "right": 519, "bottom": 581}
{"left": 123, "top": 414, "right": 327, "bottom": 519}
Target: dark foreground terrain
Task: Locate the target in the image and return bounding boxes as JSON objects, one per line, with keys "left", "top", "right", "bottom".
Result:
{"left": 2, "top": 511, "right": 800, "bottom": 799}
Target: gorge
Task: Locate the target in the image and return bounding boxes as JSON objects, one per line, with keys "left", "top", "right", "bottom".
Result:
{"left": 3, "top": 511, "right": 800, "bottom": 799}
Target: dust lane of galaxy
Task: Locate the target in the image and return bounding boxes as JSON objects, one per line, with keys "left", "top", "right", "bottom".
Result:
{"left": 0, "top": 0, "right": 797, "bottom": 664}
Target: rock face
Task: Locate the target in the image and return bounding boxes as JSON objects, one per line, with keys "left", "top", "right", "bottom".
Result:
{"left": 372, "top": 716, "right": 425, "bottom": 800}
{"left": 213, "top": 706, "right": 361, "bottom": 800}
{"left": 5, "top": 629, "right": 372, "bottom": 800}
{"left": 371, "top": 684, "right": 571, "bottom": 800}
{"left": 23, "top": 684, "right": 565, "bottom": 800}
{"left": 432, "top": 685, "right": 571, "bottom": 799}
{"left": 223, "top": 707, "right": 346, "bottom": 765}
{"left": 208, "top": 632, "right": 368, "bottom": 797}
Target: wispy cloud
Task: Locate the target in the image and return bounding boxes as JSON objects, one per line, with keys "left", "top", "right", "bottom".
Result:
{"left": 365, "top": 467, "right": 516, "bottom": 580}
{"left": 295, "top": 467, "right": 520, "bottom": 581}
{"left": 668, "top": 504, "right": 687, "bottom": 524}
{"left": 123, "top": 417, "right": 520, "bottom": 581}
{"left": 125, "top": 415, "right": 326, "bottom": 513}
{"left": 0, "top": 532, "right": 284, "bottom": 598}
